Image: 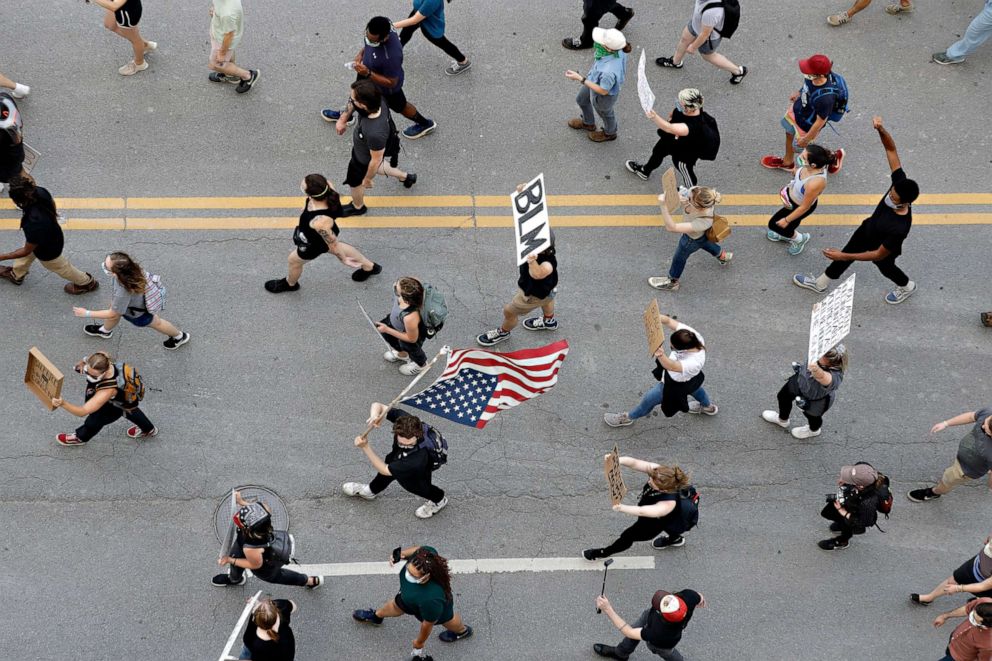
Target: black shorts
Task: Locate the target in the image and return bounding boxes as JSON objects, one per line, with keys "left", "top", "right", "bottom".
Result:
{"left": 394, "top": 592, "right": 455, "bottom": 624}
{"left": 115, "top": 0, "right": 142, "bottom": 28}
{"left": 953, "top": 556, "right": 983, "bottom": 586}
{"left": 295, "top": 243, "right": 328, "bottom": 261}
{"left": 345, "top": 153, "right": 371, "bottom": 188}
{"left": 381, "top": 88, "right": 408, "bottom": 114}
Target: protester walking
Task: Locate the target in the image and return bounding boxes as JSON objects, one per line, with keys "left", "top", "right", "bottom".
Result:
{"left": 562, "top": 0, "right": 634, "bottom": 50}
{"left": 604, "top": 313, "right": 716, "bottom": 427}
{"left": 655, "top": 0, "right": 747, "bottom": 84}
{"left": 828, "top": 0, "right": 913, "bottom": 26}
{"left": 932, "top": 598, "right": 992, "bottom": 661}
{"left": 907, "top": 406, "right": 992, "bottom": 504}
{"left": 565, "top": 28, "right": 630, "bottom": 142}
{"left": 239, "top": 597, "right": 297, "bottom": 661}
{"left": 332, "top": 80, "right": 416, "bottom": 217}
{"left": 583, "top": 460, "right": 698, "bottom": 560}
{"left": 264, "top": 174, "right": 381, "bottom": 293}
{"left": 794, "top": 116, "right": 919, "bottom": 304}
{"left": 765, "top": 144, "right": 837, "bottom": 255}
{"left": 50, "top": 351, "right": 156, "bottom": 446}
{"left": 624, "top": 88, "right": 719, "bottom": 187}
{"left": 0, "top": 176, "right": 99, "bottom": 294}
{"left": 593, "top": 589, "right": 705, "bottom": 660}
{"left": 207, "top": 0, "right": 259, "bottom": 93}
{"left": 394, "top": 0, "right": 471, "bottom": 75}
{"left": 911, "top": 533, "right": 992, "bottom": 606}
{"left": 762, "top": 346, "right": 847, "bottom": 439}
{"left": 647, "top": 187, "right": 732, "bottom": 292}
{"left": 376, "top": 277, "right": 429, "bottom": 376}
{"left": 322, "top": 17, "right": 437, "bottom": 139}
{"left": 0, "top": 95, "right": 26, "bottom": 191}
{"left": 476, "top": 235, "right": 558, "bottom": 347}
{"left": 0, "top": 71, "right": 30, "bottom": 99}
{"left": 352, "top": 545, "right": 473, "bottom": 659}
{"left": 933, "top": 0, "right": 992, "bottom": 65}
{"left": 345, "top": 402, "right": 449, "bottom": 519}
{"left": 73, "top": 251, "right": 190, "bottom": 350}
{"left": 760, "top": 54, "right": 846, "bottom": 174}
{"left": 85, "top": 0, "right": 157, "bottom": 76}
{"left": 818, "top": 462, "right": 892, "bottom": 550}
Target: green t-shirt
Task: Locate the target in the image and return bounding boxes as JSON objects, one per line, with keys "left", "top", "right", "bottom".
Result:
{"left": 398, "top": 546, "right": 453, "bottom": 623}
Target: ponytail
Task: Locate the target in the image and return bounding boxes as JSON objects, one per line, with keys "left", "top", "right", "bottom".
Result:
{"left": 804, "top": 144, "right": 836, "bottom": 170}
{"left": 253, "top": 599, "right": 280, "bottom": 643}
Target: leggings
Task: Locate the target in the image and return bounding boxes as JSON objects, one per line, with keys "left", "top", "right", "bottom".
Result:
{"left": 599, "top": 519, "right": 667, "bottom": 557}
{"left": 777, "top": 383, "right": 824, "bottom": 431}
{"left": 399, "top": 12, "right": 466, "bottom": 62}
{"left": 768, "top": 199, "right": 818, "bottom": 239}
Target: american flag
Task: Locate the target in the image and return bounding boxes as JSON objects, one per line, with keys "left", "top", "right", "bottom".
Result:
{"left": 401, "top": 340, "right": 570, "bottom": 429}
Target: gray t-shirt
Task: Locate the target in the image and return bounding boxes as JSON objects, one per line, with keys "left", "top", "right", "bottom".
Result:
{"left": 957, "top": 408, "right": 992, "bottom": 478}
{"left": 352, "top": 109, "right": 393, "bottom": 166}
{"left": 797, "top": 367, "right": 843, "bottom": 403}
{"left": 691, "top": 0, "right": 725, "bottom": 34}
{"left": 111, "top": 277, "right": 147, "bottom": 319}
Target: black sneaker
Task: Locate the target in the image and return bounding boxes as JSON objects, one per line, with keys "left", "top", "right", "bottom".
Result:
{"left": 624, "top": 160, "right": 649, "bottom": 181}
{"left": 341, "top": 203, "right": 368, "bottom": 217}
{"left": 582, "top": 548, "right": 603, "bottom": 562}
{"left": 593, "top": 644, "right": 627, "bottom": 659}
{"left": 614, "top": 7, "right": 634, "bottom": 31}
{"left": 907, "top": 487, "right": 941, "bottom": 503}
{"left": 208, "top": 72, "right": 240, "bottom": 83}
{"left": 403, "top": 172, "right": 418, "bottom": 189}
{"left": 235, "top": 69, "right": 259, "bottom": 94}
{"left": 730, "top": 65, "right": 748, "bottom": 85}
{"left": 211, "top": 573, "right": 246, "bottom": 587}
{"left": 439, "top": 625, "right": 473, "bottom": 642}
{"left": 818, "top": 538, "right": 849, "bottom": 551}
{"left": 163, "top": 332, "right": 191, "bottom": 350}
{"left": 655, "top": 56, "right": 683, "bottom": 69}
{"left": 264, "top": 278, "right": 300, "bottom": 293}
{"left": 352, "top": 608, "right": 384, "bottom": 625}
{"left": 652, "top": 534, "right": 685, "bottom": 549}
{"left": 351, "top": 263, "right": 382, "bottom": 282}
{"left": 84, "top": 324, "right": 113, "bottom": 339}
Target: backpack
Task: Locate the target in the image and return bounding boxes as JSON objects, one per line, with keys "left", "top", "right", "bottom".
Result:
{"left": 705, "top": 214, "right": 732, "bottom": 243}
{"left": 702, "top": 0, "right": 740, "bottom": 39}
{"left": 667, "top": 486, "right": 700, "bottom": 535}
{"left": 267, "top": 531, "right": 296, "bottom": 565}
{"left": 0, "top": 93, "right": 23, "bottom": 145}
{"left": 421, "top": 283, "right": 448, "bottom": 338}
{"left": 419, "top": 423, "right": 449, "bottom": 470}
{"left": 114, "top": 362, "right": 145, "bottom": 408}
{"left": 855, "top": 461, "right": 893, "bottom": 531}
{"left": 808, "top": 72, "right": 850, "bottom": 124}
{"left": 695, "top": 112, "right": 721, "bottom": 161}
{"left": 143, "top": 272, "right": 167, "bottom": 313}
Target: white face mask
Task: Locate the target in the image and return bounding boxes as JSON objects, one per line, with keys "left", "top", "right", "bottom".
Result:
{"left": 884, "top": 194, "right": 905, "bottom": 210}
{"left": 85, "top": 373, "right": 102, "bottom": 383}
{"left": 404, "top": 568, "right": 428, "bottom": 584}
{"left": 984, "top": 541, "right": 992, "bottom": 558}
{"left": 969, "top": 610, "right": 986, "bottom": 628}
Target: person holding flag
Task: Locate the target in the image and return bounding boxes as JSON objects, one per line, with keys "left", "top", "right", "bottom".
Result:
{"left": 593, "top": 588, "right": 705, "bottom": 660}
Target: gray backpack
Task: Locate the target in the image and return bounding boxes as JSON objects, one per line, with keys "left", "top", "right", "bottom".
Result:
{"left": 267, "top": 531, "right": 296, "bottom": 565}
{"left": 421, "top": 282, "right": 448, "bottom": 337}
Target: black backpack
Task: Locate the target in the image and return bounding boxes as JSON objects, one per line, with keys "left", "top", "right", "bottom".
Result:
{"left": 702, "top": 0, "right": 740, "bottom": 39}
{"left": 695, "top": 112, "right": 721, "bottom": 161}
{"left": 666, "top": 486, "right": 700, "bottom": 535}
{"left": 267, "top": 531, "right": 296, "bottom": 565}
{"left": 419, "top": 423, "right": 448, "bottom": 470}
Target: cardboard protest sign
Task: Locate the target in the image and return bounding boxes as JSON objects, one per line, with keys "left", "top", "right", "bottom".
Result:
{"left": 636, "top": 49, "right": 655, "bottom": 115}
{"left": 24, "top": 347, "right": 63, "bottom": 410}
{"left": 511, "top": 173, "right": 552, "bottom": 265}
{"left": 643, "top": 299, "right": 665, "bottom": 357}
{"left": 217, "top": 590, "right": 262, "bottom": 661}
{"left": 357, "top": 297, "right": 394, "bottom": 350}
{"left": 661, "top": 168, "right": 680, "bottom": 214}
{"left": 22, "top": 143, "right": 40, "bottom": 174}
{"left": 808, "top": 273, "right": 856, "bottom": 363}
{"left": 605, "top": 445, "right": 627, "bottom": 506}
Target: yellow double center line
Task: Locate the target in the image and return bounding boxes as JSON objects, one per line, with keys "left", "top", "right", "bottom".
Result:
{"left": 1, "top": 193, "right": 989, "bottom": 230}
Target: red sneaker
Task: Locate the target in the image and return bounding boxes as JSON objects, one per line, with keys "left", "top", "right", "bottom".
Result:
{"left": 828, "top": 148, "right": 845, "bottom": 174}
{"left": 56, "top": 433, "right": 86, "bottom": 446}
{"left": 126, "top": 426, "right": 158, "bottom": 439}
{"left": 761, "top": 155, "right": 794, "bottom": 171}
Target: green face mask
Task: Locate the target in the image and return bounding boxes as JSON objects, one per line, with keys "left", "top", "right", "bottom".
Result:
{"left": 593, "top": 43, "right": 613, "bottom": 60}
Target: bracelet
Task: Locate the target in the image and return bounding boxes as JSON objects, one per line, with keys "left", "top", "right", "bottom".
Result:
{"left": 581, "top": 76, "right": 587, "bottom": 84}
{"left": 617, "top": 622, "right": 626, "bottom": 631}
{"left": 85, "top": 310, "right": 91, "bottom": 318}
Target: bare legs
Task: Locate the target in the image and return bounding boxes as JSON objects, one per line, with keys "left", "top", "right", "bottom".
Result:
{"left": 499, "top": 300, "right": 555, "bottom": 333}
{"left": 102, "top": 12, "right": 147, "bottom": 66}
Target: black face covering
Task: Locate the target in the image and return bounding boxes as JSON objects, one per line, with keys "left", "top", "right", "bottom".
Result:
{"left": 353, "top": 106, "right": 371, "bottom": 118}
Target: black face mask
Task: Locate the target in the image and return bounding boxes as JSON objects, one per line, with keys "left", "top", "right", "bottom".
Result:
{"left": 353, "top": 106, "right": 370, "bottom": 118}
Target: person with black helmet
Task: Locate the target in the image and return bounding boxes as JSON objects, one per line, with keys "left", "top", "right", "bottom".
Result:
{"left": 593, "top": 588, "right": 705, "bottom": 660}
{"left": 212, "top": 493, "right": 322, "bottom": 589}
{"left": 761, "top": 345, "right": 848, "bottom": 439}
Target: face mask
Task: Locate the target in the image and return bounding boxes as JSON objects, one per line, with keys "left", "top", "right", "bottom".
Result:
{"left": 796, "top": 154, "right": 807, "bottom": 168}
{"left": 353, "top": 106, "right": 370, "bottom": 118}
{"left": 803, "top": 73, "right": 819, "bottom": 81}
{"left": 884, "top": 194, "right": 903, "bottom": 210}
{"left": 969, "top": 610, "right": 986, "bottom": 628}
{"left": 102, "top": 263, "right": 113, "bottom": 276}
{"left": 365, "top": 36, "right": 380, "bottom": 47}
{"left": 675, "top": 99, "right": 685, "bottom": 113}
{"left": 404, "top": 568, "right": 428, "bottom": 584}
{"left": 984, "top": 541, "right": 992, "bottom": 558}
{"left": 593, "top": 43, "right": 612, "bottom": 60}
{"left": 85, "top": 372, "right": 102, "bottom": 383}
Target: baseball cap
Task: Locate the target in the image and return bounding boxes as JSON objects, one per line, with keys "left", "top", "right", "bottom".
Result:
{"left": 799, "top": 54, "right": 832, "bottom": 76}
{"left": 652, "top": 590, "right": 688, "bottom": 623}
{"left": 592, "top": 27, "right": 627, "bottom": 52}
{"left": 839, "top": 464, "right": 877, "bottom": 487}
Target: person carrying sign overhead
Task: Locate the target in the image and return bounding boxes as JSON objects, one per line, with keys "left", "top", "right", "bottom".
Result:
{"left": 647, "top": 187, "right": 732, "bottom": 293}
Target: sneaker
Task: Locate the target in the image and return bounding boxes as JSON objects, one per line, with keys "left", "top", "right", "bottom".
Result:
{"left": 788, "top": 233, "right": 811, "bottom": 256}
{"left": 118, "top": 60, "right": 149, "bottom": 76}
{"left": 321, "top": 108, "right": 357, "bottom": 125}
{"left": 615, "top": 7, "right": 635, "bottom": 31}
{"left": 343, "top": 482, "right": 377, "bottom": 500}
{"left": 209, "top": 72, "right": 241, "bottom": 84}
{"left": 399, "top": 362, "right": 423, "bottom": 376}
{"left": 567, "top": 118, "right": 596, "bottom": 131}
{"left": 982, "top": 311, "right": 992, "bottom": 328}
{"left": 932, "top": 51, "right": 965, "bottom": 65}
{"left": 655, "top": 56, "right": 683, "bottom": 69}
{"left": 476, "top": 328, "right": 511, "bottom": 347}
{"left": 0, "top": 266, "right": 24, "bottom": 285}
{"left": 818, "top": 538, "right": 850, "bottom": 551}
{"left": 589, "top": 130, "right": 617, "bottom": 142}
{"left": 143, "top": 40, "right": 158, "bottom": 54}
{"left": 827, "top": 148, "right": 845, "bottom": 175}
{"left": 126, "top": 426, "right": 158, "bottom": 439}
{"left": 885, "top": 281, "right": 917, "bottom": 305}
{"left": 403, "top": 173, "right": 418, "bottom": 189}
{"left": 761, "top": 410, "right": 790, "bottom": 428}
{"left": 793, "top": 273, "right": 827, "bottom": 293}
{"left": 760, "top": 155, "right": 794, "bottom": 171}
{"left": 910, "top": 593, "right": 931, "bottom": 606}
{"left": 582, "top": 548, "right": 603, "bottom": 562}
{"left": 211, "top": 574, "right": 246, "bottom": 587}
{"left": 264, "top": 278, "right": 300, "bottom": 293}
{"left": 648, "top": 276, "right": 679, "bottom": 291}
{"left": 652, "top": 534, "right": 686, "bottom": 549}
{"left": 562, "top": 37, "right": 591, "bottom": 50}
{"left": 305, "top": 576, "right": 323, "bottom": 590}
{"left": 729, "top": 65, "right": 748, "bottom": 85}
{"left": 444, "top": 60, "right": 472, "bottom": 76}
{"left": 340, "top": 203, "right": 367, "bottom": 217}
{"left": 827, "top": 12, "right": 851, "bottom": 26}
{"left": 885, "top": 2, "right": 913, "bottom": 13}
{"left": 403, "top": 120, "right": 437, "bottom": 139}
{"left": 522, "top": 316, "right": 558, "bottom": 331}
{"left": 625, "top": 160, "right": 649, "bottom": 181}
{"left": 593, "top": 644, "right": 626, "bottom": 660}
{"left": 63, "top": 274, "right": 100, "bottom": 295}
{"left": 603, "top": 411, "right": 633, "bottom": 427}
{"left": 56, "top": 433, "right": 86, "bottom": 446}
{"left": 718, "top": 250, "right": 733, "bottom": 266}
{"left": 415, "top": 496, "right": 448, "bottom": 519}
{"left": 11, "top": 83, "right": 30, "bottom": 99}
{"left": 351, "top": 263, "right": 382, "bottom": 282}
{"left": 791, "top": 425, "right": 821, "bottom": 439}
{"left": 383, "top": 350, "right": 404, "bottom": 363}
{"left": 907, "top": 487, "right": 940, "bottom": 503}
{"left": 767, "top": 229, "right": 786, "bottom": 242}
{"left": 439, "top": 624, "right": 473, "bottom": 642}
{"left": 687, "top": 402, "right": 718, "bottom": 415}
{"left": 235, "top": 70, "right": 260, "bottom": 94}
{"left": 84, "top": 324, "right": 113, "bottom": 339}
{"left": 163, "top": 332, "right": 191, "bottom": 350}
{"left": 352, "top": 609, "right": 384, "bottom": 625}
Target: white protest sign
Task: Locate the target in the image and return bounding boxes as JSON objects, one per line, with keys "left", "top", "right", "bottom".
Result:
{"left": 637, "top": 49, "right": 655, "bottom": 115}
{"left": 511, "top": 173, "right": 552, "bottom": 266}
{"left": 218, "top": 489, "right": 236, "bottom": 559}
{"left": 217, "top": 591, "right": 262, "bottom": 661}
{"left": 807, "top": 273, "right": 856, "bottom": 364}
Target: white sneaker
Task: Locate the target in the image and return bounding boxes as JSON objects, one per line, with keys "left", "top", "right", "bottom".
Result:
{"left": 118, "top": 60, "right": 149, "bottom": 76}
{"left": 885, "top": 281, "right": 917, "bottom": 305}
{"left": 791, "top": 425, "right": 821, "bottom": 439}
{"left": 399, "top": 362, "right": 422, "bottom": 376}
{"left": 761, "top": 410, "right": 790, "bottom": 428}
{"left": 11, "top": 83, "right": 30, "bottom": 99}
{"left": 143, "top": 41, "right": 158, "bottom": 54}
{"left": 383, "top": 349, "right": 403, "bottom": 362}
{"left": 687, "top": 401, "right": 718, "bottom": 415}
{"left": 415, "top": 496, "right": 448, "bottom": 519}
{"left": 342, "top": 482, "right": 376, "bottom": 500}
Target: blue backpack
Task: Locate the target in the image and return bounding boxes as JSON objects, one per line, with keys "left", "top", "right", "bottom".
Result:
{"left": 808, "top": 72, "right": 849, "bottom": 124}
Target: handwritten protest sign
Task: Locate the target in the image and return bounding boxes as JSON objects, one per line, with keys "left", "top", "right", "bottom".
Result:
{"left": 24, "top": 347, "right": 63, "bottom": 410}
{"left": 661, "top": 168, "right": 680, "bottom": 214}
{"left": 807, "top": 274, "right": 856, "bottom": 363}
{"left": 643, "top": 299, "right": 665, "bottom": 357}
{"left": 605, "top": 445, "right": 627, "bottom": 506}
{"left": 637, "top": 49, "right": 655, "bottom": 115}
{"left": 511, "top": 174, "right": 552, "bottom": 265}
{"left": 22, "top": 143, "right": 40, "bottom": 174}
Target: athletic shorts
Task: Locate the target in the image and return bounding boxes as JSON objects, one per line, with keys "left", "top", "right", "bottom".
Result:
{"left": 124, "top": 311, "right": 155, "bottom": 327}
{"left": 115, "top": 0, "right": 143, "bottom": 28}
{"left": 295, "top": 242, "right": 329, "bottom": 261}
{"left": 394, "top": 592, "right": 455, "bottom": 624}
{"left": 345, "top": 152, "right": 371, "bottom": 188}
{"left": 687, "top": 22, "right": 720, "bottom": 55}
{"left": 381, "top": 88, "right": 409, "bottom": 114}
{"left": 506, "top": 288, "right": 556, "bottom": 316}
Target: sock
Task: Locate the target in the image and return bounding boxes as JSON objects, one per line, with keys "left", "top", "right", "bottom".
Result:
{"left": 790, "top": 233, "right": 801, "bottom": 242}
{"left": 815, "top": 274, "right": 831, "bottom": 289}
{"left": 172, "top": 332, "right": 184, "bottom": 340}
{"left": 544, "top": 315, "right": 555, "bottom": 322}
{"left": 99, "top": 325, "right": 109, "bottom": 333}
{"left": 412, "top": 112, "right": 430, "bottom": 125}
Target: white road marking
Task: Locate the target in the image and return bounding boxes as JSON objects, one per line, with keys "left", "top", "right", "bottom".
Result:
{"left": 295, "top": 556, "right": 655, "bottom": 577}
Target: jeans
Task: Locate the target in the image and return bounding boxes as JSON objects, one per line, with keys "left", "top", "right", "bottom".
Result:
{"left": 75, "top": 402, "right": 154, "bottom": 442}
{"left": 668, "top": 234, "right": 722, "bottom": 279}
{"left": 946, "top": 0, "right": 992, "bottom": 59}
{"left": 238, "top": 646, "right": 251, "bottom": 659}
{"left": 777, "top": 382, "right": 824, "bottom": 431}
{"left": 629, "top": 381, "right": 710, "bottom": 419}
{"left": 615, "top": 609, "right": 685, "bottom": 660}
{"left": 399, "top": 11, "right": 467, "bottom": 62}
{"left": 577, "top": 86, "right": 619, "bottom": 135}
{"left": 579, "top": 1, "right": 630, "bottom": 46}
{"left": 823, "top": 227, "right": 910, "bottom": 286}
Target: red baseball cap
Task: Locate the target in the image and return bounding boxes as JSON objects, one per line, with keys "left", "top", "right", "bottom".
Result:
{"left": 652, "top": 591, "right": 688, "bottom": 623}
{"left": 799, "top": 54, "right": 832, "bottom": 76}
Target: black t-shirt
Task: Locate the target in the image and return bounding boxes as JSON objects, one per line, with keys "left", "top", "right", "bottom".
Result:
{"left": 293, "top": 201, "right": 341, "bottom": 255}
{"left": 517, "top": 253, "right": 558, "bottom": 299}
{"left": 0, "top": 129, "right": 25, "bottom": 180}
{"left": 639, "top": 589, "right": 702, "bottom": 649}
{"left": 385, "top": 408, "right": 433, "bottom": 490}
{"left": 857, "top": 168, "right": 913, "bottom": 257}
{"left": 20, "top": 188, "right": 64, "bottom": 261}
{"left": 243, "top": 599, "right": 296, "bottom": 661}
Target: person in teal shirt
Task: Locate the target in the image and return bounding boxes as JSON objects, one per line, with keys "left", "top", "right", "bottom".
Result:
{"left": 565, "top": 27, "right": 629, "bottom": 141}
{"left": 393, "top": 0, "right": 472, "bottom": 76}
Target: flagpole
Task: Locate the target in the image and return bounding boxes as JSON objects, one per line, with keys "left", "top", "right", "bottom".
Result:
{"left": 359, "top": 345, "right": 450, "bottom": 440}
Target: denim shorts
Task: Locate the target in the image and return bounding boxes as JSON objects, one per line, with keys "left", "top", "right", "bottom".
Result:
{"left": 125, "top": 312, "right": 155, "bottom": 327}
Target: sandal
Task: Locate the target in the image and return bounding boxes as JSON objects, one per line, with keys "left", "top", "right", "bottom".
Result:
{"left": 910, "top": 593, "right": 930, "bottom": 606}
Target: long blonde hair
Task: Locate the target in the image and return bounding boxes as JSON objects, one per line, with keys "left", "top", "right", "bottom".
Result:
{"left": 253, "top": 598, "right": 280, "bottom": 642}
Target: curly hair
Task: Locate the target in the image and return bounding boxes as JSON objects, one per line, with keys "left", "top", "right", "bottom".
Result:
{"left": 410, "top": 547, "right": 453, "bottom": 601}
{"left": 393, "top": 415, "right": 425, "bottom": 442}
{"left": 396, "top": 277, "right": 425, "bottom": 309}
{"left": 647, "top": 465, "right": 691, "bottom": 492}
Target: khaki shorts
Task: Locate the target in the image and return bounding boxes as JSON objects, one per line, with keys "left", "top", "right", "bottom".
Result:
{"left": 937, "top": 459, "right": 978, "bottom": 491}
{"left": 507, "top": 288, "right": 555, "bottom": 316}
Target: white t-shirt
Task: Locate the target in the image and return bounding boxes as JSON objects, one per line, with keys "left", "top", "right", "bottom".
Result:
{"left": 667, "top": 322, "right": 706, "bottom": 382}
{"left": 691, "top": 0, "right": 725, "bottom": 34}
{"left": 211, "top": 0, "right": 244, "bottom": 49}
